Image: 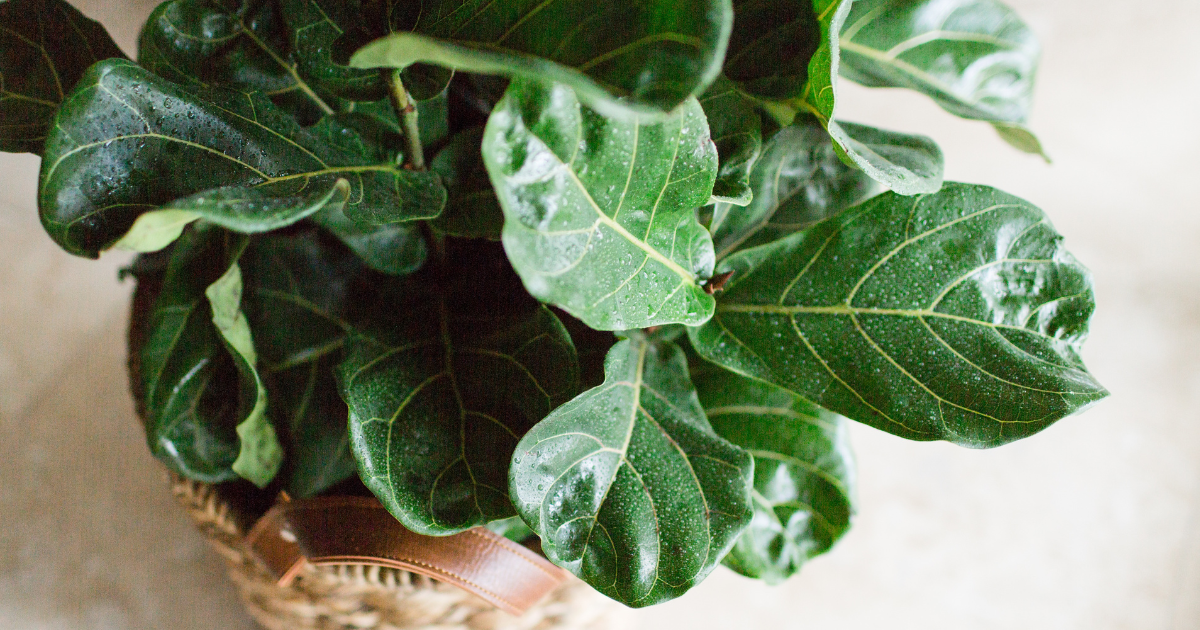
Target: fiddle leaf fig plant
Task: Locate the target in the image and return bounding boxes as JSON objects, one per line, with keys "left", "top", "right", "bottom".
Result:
{"left": 3, "top": 0, "right": 1107, "bottom": 608}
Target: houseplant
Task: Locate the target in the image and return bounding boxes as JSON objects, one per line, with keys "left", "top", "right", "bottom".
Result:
{"left": 1, "top": 0, "right": 1106, "bottom": 617}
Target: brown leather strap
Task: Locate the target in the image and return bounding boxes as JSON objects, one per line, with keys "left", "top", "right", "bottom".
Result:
{"left": 244, "top": 496, "right": 568, "bottom": 615}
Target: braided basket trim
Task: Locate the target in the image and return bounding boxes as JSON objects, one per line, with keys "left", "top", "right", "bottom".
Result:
{"left": 167, "top": 472, "right": 628, "bottom": 630}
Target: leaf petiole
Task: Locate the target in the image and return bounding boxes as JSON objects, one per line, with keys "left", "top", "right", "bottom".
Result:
{"left": 387, "top": 70, "right": 426, "bottom": 171}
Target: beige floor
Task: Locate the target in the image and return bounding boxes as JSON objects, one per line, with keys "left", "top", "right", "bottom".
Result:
{"left": 1, "top": 1, "right": 1198, "bottom": 628}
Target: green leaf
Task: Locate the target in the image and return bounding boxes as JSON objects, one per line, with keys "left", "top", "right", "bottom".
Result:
{"left": 485, "top": 516, "right": 535, "bottom": 543}
{"left": 723, "top": 0, "right": 822, "bottom": 101}
{"left": 993, "top": 122, "right": 1051, "bottom": 161}
{"left": 338, "top": 242, "right": 580, "bottom": 535}
{"left": 710, "top": 115, "right": 875, "bottom": 260}
{"left": 691, "top": 361, "right": 854, "bottom": 584}
{"left": 770, "top": 0, "right": 945, "bottom": 195}
{"left": 38, "top": 59, "right": 444, "bottom": 258}
{"left": 798, "top": 0, "right": 854, "bottom": 125}
{"left": 281, "top": 0, "right": 388, "bottom": 101}
{"left": 430, "top": 127, "right": 504, "bottom": 239}
{"left": 111, "top": 179, "right": 351, "bottom": 253}
{"left": 242, "top": 230, "right": 364, "bottom": 497}
{"left": 310, "top": 204, "right": 427, "bottom": 275}
{"left": 690, "top": 183, "right": 1108, "bottom": 447}
{"left": 510, "top": 337, "right": 753, "bottom": 607}
{"left": 349, "top": 0, "right": 735, "bottom": 118}
{"left": 484, "top": 79, "right": 719, "bottom": 331}
{"left": 826, "top": 120, "right": 943, "bottom": 196}
{"left": 839, "top": 0, "right": 1040, "bottom": 125}
{"left": 137, "top": 0, "right": 287, "bottom": 90}
{"left": 139, "top": 226, "right": 248, "bottom": 482}
{"left": 0, "top": 0, "right": 125, "bottom": 154}
{"left": 699, "top": 76, "right": 762, "bottom": 206}
{"left": 279, "top": 0, "right": 453, "bottom": 103}
{"left": 206, "top": 260, "right": 283, "bottom": 488}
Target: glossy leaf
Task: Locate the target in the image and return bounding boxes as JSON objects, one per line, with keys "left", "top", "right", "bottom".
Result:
{"left": 279, "top": 0, "right": 453, "bottom": 103}
{"left": 692, "top": 362, "right": 854, "bottom": 584}
{"left": 699, "top": 76, "right": 762, "bottom": 206}
{"left": 431, "top": 127, "right": 504, "bottom": 239}
{"left": 798, "top": 0, "right": 854, "bottom": 125}
{"left": 710, "top": 116, "right": 874, "bottom": 259}
{"left": 484, "top": 79, "right": 719, "bottom": 331}
{"left": 38, "top": 59, "right": 444, "bottom": 258}
{"left": 839, "top": 0, "right": 1040, "bottom": 125}
{"left": 242, "top": 230, "right": 364, "bottom": 497}
{"left": 111, "top": 179, "right": 350, "bottom": 253}
{"left": 137, "top": 0, "right": 291, "bottom": 92}
{"left": 338, "top": 244, "right": 580, "bottom": 534}
{"left": 206, "top": 261, "right": 284, "bottom": 487}
{"left": 350, "top": 0, "right": 734, "bottom": 118}
{"left": 139, "top": 227, "right": 248, "bottom": 482}
{"left": 690, "top": 183, "right": 1108, "bottom": 447}
{"left": 826, "top": 120, "right": 943, "bottom": 196}
{"left": 0, "top": 0, "right": 125, "bottom": 154}
{"left": 281, "top": 0, "right": 388, "bottom": 101}
{"left": 311, "top": 204, "right": 427, "bottom": 275}
{"left": 764, "top": 0, "right": 945, "bottom": 195}
{"left": 723, "top": 0, "right": 822, "bottom": 101}
{"left": 510, "top": 337, "right": 753, "bottom": 607}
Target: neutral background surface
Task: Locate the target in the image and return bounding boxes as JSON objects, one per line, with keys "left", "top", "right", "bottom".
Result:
{"left": 1, "top": 1, "right": 1197, "bottom": 628}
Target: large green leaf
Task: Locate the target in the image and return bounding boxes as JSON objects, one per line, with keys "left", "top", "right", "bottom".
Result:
{"left": 38, "top": 59, "right": 444, "bottom": 258}
{"left": 484, "top": 79, "right": 719, "bottom": 331}
{"left": 690, "top": 183, "right": 1108, "bottom": 447}
{"left": 839, "top": 0, "right": 1046, "bottom": 157}
{"left": 281, "top": 0, "right": 388, "bottom": 101}
{"left": 205, "top": 260, "right": 284, "bottom": 488}
{"left": 691, "top": 361, "right": 854, "bottom": 584}
{"left": 350, "top": 0, "right": 734, "bottom": 118}
{"left": 510, "top": 337, "right": 753, "bottom": 607}
{"left": 787, "top": 0, "right": 945, "bottom": 195}
{"left": 723, "top": 0, "right": 822, "bottom": 101}
{"left": 282, "top": 0, "right": 452, "bottom": 102}
{"left": 699, "top": 76, "right": 762, "bottom": 206}
{"left": 110, "top": 179, "right": 350, "bottom": 254}
{"left": 430, "top": 127, "right": 504, "bottom": 240}
{"left": 710, "top": 115, "right": 875, "bottom": 259}
{"left": 839, "top": 0, "right": 1039, "bottom": 125}
{"left": 137, "top": 0, "right": 292, "bottom": 92}
{"left": 338, "top": 243, "right": 580, "bottom": 535}
{"left": 0, "top": 0, "right": 125, "bottom": 154}
{"left": 138, "top": 226, "right": 248, "bottom": 483}
{"left": 242, "top": 230, "right": 364, "bottom": 497}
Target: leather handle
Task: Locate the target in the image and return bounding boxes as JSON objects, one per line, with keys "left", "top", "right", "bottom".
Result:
{"left": 244, "top": 496, "right": 568, "bottom": 616}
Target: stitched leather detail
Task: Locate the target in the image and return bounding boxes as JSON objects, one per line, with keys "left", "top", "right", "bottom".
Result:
{"left": 245, "top": 496, "right": 568, "bottom": 615}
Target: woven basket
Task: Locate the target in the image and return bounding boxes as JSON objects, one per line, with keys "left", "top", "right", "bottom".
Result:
{"left": 167, "top": 471, "right": 627, "bottom": 630}
{"left": 129, "top": 266, "right": 628, "bottom": 630}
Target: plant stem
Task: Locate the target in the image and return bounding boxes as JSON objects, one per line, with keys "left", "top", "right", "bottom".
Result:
{"left": 387, "top": 70, "right": 426, "bottom": 171}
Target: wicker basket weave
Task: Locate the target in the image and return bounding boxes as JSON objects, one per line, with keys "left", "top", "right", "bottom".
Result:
{"left": 167, "top": 472, "right": 628, "bottom": 630}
